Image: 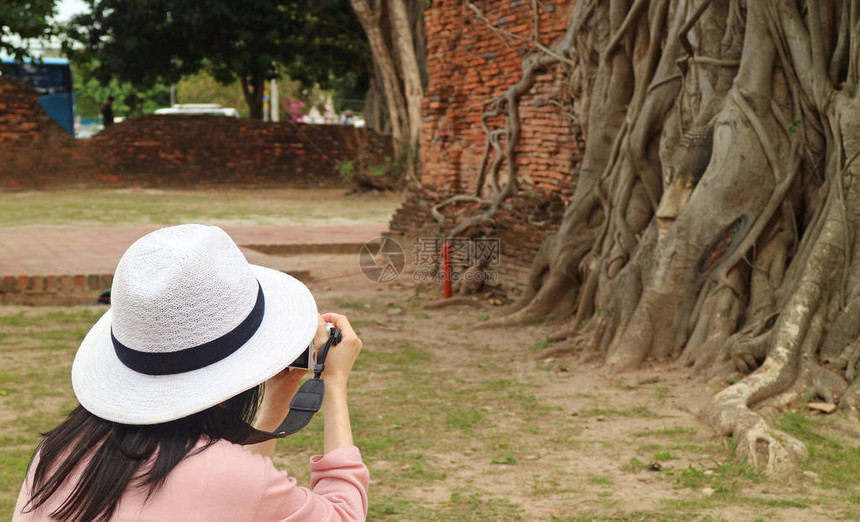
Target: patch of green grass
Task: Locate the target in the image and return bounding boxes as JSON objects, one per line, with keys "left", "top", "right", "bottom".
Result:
{"left": 368, "top": 495, "right": 426, "bottom": 520}
{"left": 491, "top": 453, "right": 518, "bottom": 465}
{"left": 749, "top": 497, "right": 810, "bottom": 508}
{"left": 582, "top": 406, "right": 657, "bottom": 418}
{"left": 632, "top": 427, "right": 697, "bottom": 438}
{"left": 590, "top": 475, "right": 613, "bottom": 486}
{"left": 778, "top": 411, "right": 860, "bottom": 490}
{"left": 654, "top": 450, "right": 677, "bottom": 461}
{"left": 530, "top": 476, "right": 569, "bottom": 496}
{"left": 530, "top": 339, "right": 553, "bottom": 352}
{"left": 366, "top": 491, "right": 524, "bottom": 521}
{"left": 622, "top": 457, "right": 653, "bottom": 473}
{"left": 440, "top": 492, "right": 523, "bottom": 521}
{"left": 446, "top": 408, "right": 484, "bottom": 430}
{"left": 671, "top": 458, "right": 764, "bottom": 495}
{"left": 0, "top": 188, "right": 403, "bottom": 227}
{"left": 651, "top": 385, "right": 669, "bottom": 400}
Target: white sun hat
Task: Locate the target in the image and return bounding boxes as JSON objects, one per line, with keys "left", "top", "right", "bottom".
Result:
{"left": 71, "top": 224, "right": 318, "bottom": 425}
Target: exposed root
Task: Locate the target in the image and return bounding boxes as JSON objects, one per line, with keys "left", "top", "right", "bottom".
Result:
{"left": 701, "top": 351, "right": 808, "bottom": 473}
{"left": 432, "top": 0, "right": 860, "bottom": 476}
{"left": 727, "top": 313, "right": 779, "bottom": 374}
{"left": 430, "top": 195, "right": 493, "bottom": 224}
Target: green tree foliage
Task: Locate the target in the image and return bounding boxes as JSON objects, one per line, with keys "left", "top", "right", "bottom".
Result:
{"left": 71, "top": 59, "right": 169, "bottom": 120}
{"left": 66, "top": 0, "right": 369, "bottom": 120}
{"left": 175, "top": 72, "right": 330, "bottom": 121}
{"left": 175, "top": 72, "right": 249, "bottom": 117}
{"left": 0, "top": 0, "right": 56, "bottom": 59}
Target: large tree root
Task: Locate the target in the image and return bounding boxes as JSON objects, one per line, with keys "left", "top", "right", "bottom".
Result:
{"left": 434, "top": 0, "right": 860, "bottom": 475}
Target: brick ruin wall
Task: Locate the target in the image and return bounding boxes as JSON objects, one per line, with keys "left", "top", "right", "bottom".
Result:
{"left": 0, "top": 78, "right": 392, "bottom": 189}
{"left": 0, "top": 78, "right": 95, "bottom": 188}
{"left": 390, "top": 0, "right": 581, "bottom": 296}
{"left": 420, "top": 0, "right": 579, "bottom": 196}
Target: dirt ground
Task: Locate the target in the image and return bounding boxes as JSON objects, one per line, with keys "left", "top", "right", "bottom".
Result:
{"left": 1, "top": 250, "right": 853, "bottom": 520}
{"left": 286, "top": 252, "right": 843, "bottom": 521}
{"left": 2, "top": 185, "right": 856, "bottom": 519}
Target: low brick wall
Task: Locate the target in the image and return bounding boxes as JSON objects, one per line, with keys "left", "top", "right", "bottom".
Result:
{"left": 388, "top": 189, "right": 566, "bottom": 298}
{"left": 0, "top": 78, "right": 393, "bottom": 189}
{"left": 0, "top": 273, "right": 113, "bottom": 305}
{"left": 0, "top": 78, "right": 95, "bottom": 188}
{"left": 89, "top": 115, "right": 393, "bottom": 187}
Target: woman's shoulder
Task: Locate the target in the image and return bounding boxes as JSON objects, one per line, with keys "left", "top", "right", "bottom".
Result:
{"left": 184, "top": 439, "right": 276, "bottom": 475}
{"left": 139, "top": 440, "right": 276, "bottom": 513}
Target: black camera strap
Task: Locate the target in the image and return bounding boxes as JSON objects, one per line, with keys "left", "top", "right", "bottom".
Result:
{"left": 243, "top": 326, "right": 342, "bottom": 444}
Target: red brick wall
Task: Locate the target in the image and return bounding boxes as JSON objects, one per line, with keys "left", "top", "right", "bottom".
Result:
{"left": 421, "top": 0, "right": 580, "bottom": 197}
{"left": 89, "top": 115, "right": 393, "bottom": 187}
{"left": 0, "top": 79, "right": 393, "bottom": 189}
{"left": 0, "top": 78, "right": 95, "bottom": 188}
{"left": 0, "top": 78, "right": 72, "bottom": 144}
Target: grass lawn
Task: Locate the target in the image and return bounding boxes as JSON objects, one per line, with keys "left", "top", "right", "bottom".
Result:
{"left": 4, "top": 296, "right": 860, "bottom": 520}
{"left": 3, "top": 188, "right": 860, "bottom": 520}
{"left": 0, "top": 187, "right": 402, "bottom": 227}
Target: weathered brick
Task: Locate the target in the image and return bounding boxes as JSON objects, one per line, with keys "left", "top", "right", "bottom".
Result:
{"left": 393, "top": 0, "right": 579, "bottom": 293}
{"left": 1, "top": 276, "right": 16, "bottom": 293}
{"left": 29, "top": 275, "right": 44, "bottom": 292}
{"left": 60, "top": 275, "right": 74, "bottom": 293}
{"left": 0, "top": 78, "right": 393, "bottom": 189}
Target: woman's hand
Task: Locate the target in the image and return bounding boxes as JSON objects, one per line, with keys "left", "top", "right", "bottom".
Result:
{"left": 319, "top": 313, "right": 362, "bottom": 387}
{"left": 246, "top": 316, "right": 328, "bottom": 457}
{"left": 319, "top": 312, "right": 362, "bottom": 454}
{"left": 256, "top": 316, "right": 329, "bottom": 425}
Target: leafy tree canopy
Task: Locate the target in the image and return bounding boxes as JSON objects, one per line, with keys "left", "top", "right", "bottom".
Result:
{"left": 66, "top": 0, "right": 369, "bottom": 119}
{"left": 71, "top": 58, "right": 169, "bottom": 120}
{"left": 0, "top": 0, "right": 56, "bottom": 59}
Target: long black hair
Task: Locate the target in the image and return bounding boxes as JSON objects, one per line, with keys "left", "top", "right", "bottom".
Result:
{"left": 22, "top": 385, "right": 264, "bottom": 522}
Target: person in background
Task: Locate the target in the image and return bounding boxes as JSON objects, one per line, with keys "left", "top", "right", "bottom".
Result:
{"left": 13, "top": 224, "right": 368, "bottom": 521}
{"left": 100, "top": 95, "right": 114, "bottom": 127}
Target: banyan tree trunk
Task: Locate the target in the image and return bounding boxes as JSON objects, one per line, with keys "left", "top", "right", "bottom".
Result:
{"left": 450, "top": 0, "right": 860, "bottom": 472}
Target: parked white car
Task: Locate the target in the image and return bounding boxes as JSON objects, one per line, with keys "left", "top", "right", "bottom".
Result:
{"left": 154, "top": 104, "right": 239, "bottom": 117}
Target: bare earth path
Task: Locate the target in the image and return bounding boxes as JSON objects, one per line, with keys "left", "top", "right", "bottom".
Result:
{"left": 0, "top": 223, "right": 385, "bottom": 275}
{"left": 296, "top": 255, "right": 840, "bottom": 521}
{"left": 1, "top": 188, "right": 857, "bottom": 520}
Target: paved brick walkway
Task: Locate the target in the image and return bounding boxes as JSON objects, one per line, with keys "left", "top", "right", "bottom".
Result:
{"left": 0, "top": 224, "right": 386, "bottom": 277}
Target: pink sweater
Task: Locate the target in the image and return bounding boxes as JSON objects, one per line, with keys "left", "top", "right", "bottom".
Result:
{"left": 13, "top": 441, "right": 369, "bottom": 521}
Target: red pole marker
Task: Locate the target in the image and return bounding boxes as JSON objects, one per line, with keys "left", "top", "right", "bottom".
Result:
{"left": 442, "top": 241, "right": 452, "bottom": 299}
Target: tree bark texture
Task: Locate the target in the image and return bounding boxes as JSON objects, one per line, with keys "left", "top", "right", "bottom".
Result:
{"left": 350, "top": 0, "right": 424, "bottom": 188}
{"left": 441, "top": 0, "right": 860, "bottom": 471}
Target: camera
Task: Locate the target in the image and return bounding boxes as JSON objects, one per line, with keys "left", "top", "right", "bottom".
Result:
{"left": 288, "top": 322, "right": 335, "bottom": 370}
{"left": 288, "top": 342, "right": 314, "bottom": 370}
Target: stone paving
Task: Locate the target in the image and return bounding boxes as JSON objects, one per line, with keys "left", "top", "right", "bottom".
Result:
{"left": 0, "top": 223, "right": 387, "bottom": 303}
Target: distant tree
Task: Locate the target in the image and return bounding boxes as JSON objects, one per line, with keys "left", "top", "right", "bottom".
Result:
{"left": 175, "top": 72, "right": 250, "bottom": 117}
{"left": 349, "top": 0, "right": 426, "bottom": 188}
{"left": 71, "top": 59, "right": 170, "bottom": 119}
{"left": 66, "top": 0, "right": 370, "bottom": 120}
{"left": 0, "top": 0, "right": 56, "bottom": 59}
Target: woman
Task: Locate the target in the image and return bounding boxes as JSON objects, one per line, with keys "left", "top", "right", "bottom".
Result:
{"left": 13, "top": 224, "right": 368, "bottom": 521}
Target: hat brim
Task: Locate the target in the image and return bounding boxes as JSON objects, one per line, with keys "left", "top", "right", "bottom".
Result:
{"left": 71, "top": 265, "right": 318, "bottom": 425}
